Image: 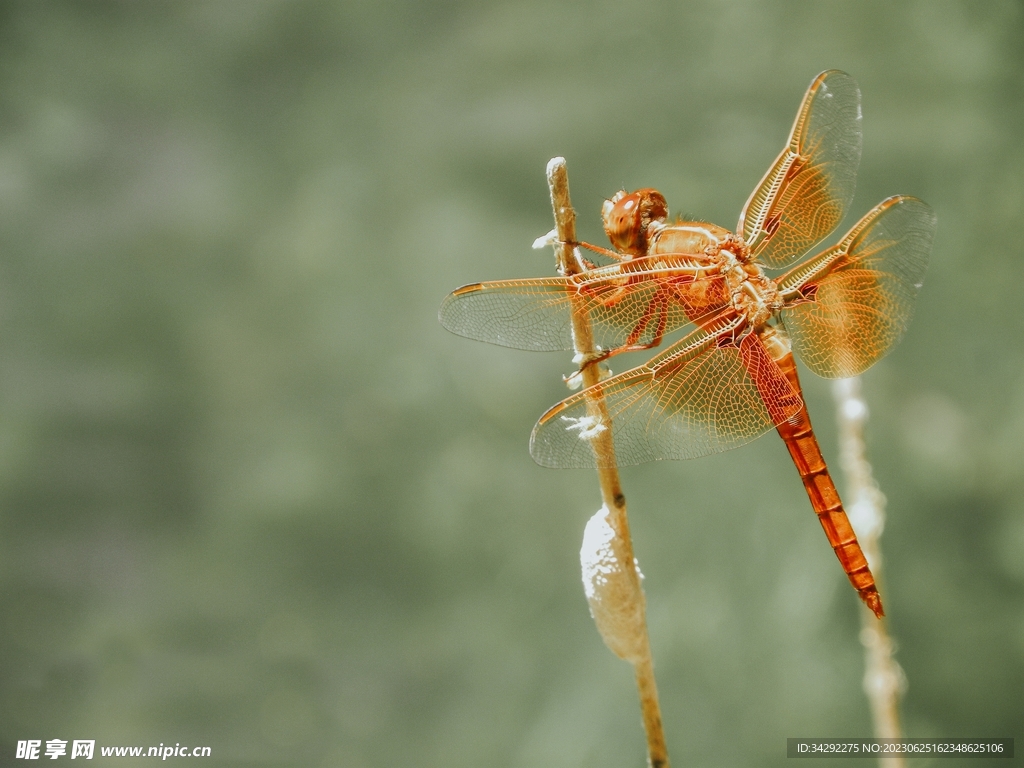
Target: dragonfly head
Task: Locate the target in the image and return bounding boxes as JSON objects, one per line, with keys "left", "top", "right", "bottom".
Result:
{"left": 601, "top": 188, "right": 668, "bottom": 258}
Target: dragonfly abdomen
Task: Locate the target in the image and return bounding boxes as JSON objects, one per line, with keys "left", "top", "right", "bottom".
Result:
{"left": 772, "top": 351, "right": 884, "bottom": 618}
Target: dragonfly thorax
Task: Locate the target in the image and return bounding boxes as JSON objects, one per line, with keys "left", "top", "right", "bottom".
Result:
{"left": 719, "top": 244, "right": 782, "bottom": 326}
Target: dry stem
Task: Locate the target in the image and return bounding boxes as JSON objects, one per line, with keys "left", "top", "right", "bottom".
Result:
{"left": 544, "top": 158, "right": 669, "bottom": 768}
{"left": 833, "top": 377, "right": 908, "bottom": 768}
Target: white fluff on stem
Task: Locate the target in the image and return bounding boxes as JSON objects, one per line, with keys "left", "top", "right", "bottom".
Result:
{"left": 833, "top": 377, "right": 908, "bottom": 768}
{"left": 580, "top": 505, "right": 646, "bottom": 663}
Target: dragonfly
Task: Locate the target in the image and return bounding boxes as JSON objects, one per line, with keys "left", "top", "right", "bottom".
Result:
{"left": 439, "top": 71, "right": 936, "bottom": 618}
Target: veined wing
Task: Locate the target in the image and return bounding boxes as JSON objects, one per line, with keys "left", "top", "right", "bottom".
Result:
{"left": 440, "top": 276, "right": 580, "bottom": 351}
{"left": 530, "top": 314, "right": 803, "bottom": 468}
{"left": 439, "top": 256, "right": 727, "bottom": 353}
{"left": 738, "top": 70, "right": 862, "bottom": 269}
{"left": 777, "top": 195, "right": 936, "bottom": 378}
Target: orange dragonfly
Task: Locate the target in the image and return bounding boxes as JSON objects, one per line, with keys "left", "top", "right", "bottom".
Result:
{"left": 439, "top": 71, "right": 936, "bottom": 618}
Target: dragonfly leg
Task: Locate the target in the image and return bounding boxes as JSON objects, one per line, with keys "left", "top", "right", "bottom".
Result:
{"left": 567, "top": 292, "right": 669, "bottom": 376}
{"left": 615, "top": 291, "right": 668, "bottom": 353}
{"left": 576, "top": 240, "right": 632, "bottom": 262}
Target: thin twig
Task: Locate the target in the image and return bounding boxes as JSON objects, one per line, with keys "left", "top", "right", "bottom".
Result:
{"left": 833, "top": 377, "right": 908, "bottom": 768}
{"left": 544, "top": 158, "right": 669, "bottom": 768}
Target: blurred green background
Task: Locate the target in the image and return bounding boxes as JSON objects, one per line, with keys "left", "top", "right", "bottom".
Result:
{"left": 0, "top": 1, "right": 1020, "bottom": 766}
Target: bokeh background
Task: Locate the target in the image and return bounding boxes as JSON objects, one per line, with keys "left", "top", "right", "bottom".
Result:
{"left": 0, "top": 1, "right": 1020, "bottom": 766}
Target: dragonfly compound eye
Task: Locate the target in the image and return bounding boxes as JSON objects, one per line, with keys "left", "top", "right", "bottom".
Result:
{"left": 602, "top": 189, "right": 668, "bottom": 257}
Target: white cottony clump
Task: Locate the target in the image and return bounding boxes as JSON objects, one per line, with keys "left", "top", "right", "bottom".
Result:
{"left": 533, "top": 228, "right": 558, "bottom": 250}
{"left": 562, "top": 414, "right": 607, "bottom": 440}
{"left": 848, "top": 493, "right": 885, "bottom": 571}
{"left": 580, "top": 505, "right": 646, "bottom": 662}
{"left": 860, "top": 622, "right": 909, "bottom": 708}
{"left": 842, "top": 396, "right": 867, "bottom": 421}
{"left": 565, "top": 366, "right": 613, "bottom": 390}
{"left": 849, "top": 496, "right": 884, "bottom": 540}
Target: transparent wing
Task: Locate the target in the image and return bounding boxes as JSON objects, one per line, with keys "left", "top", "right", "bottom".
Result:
{"left": 778, "top": 196, "right": 936, "bottom": 378}
{"left": 530, "top": 315, "right": 803, "bottom": 468}
{"left": 440, "top": 277, "right": 579, "bottom": 351}
{"left": 738, "top": 70, "right": 862, "bottom": 269}
{"left": 439, "top": 258, "right": 728, "bottom": 353}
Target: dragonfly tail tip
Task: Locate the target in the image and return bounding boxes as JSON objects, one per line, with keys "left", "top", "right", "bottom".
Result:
{"left": 862, "top": 589, "right": 885, "bottom": 619}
